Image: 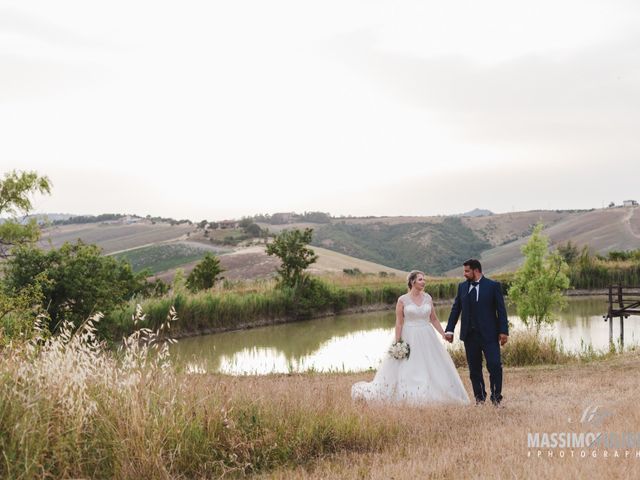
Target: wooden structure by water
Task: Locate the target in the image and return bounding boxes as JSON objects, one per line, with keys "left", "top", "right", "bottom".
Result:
{"left": 603, "top": 285, "right": 640, "bottom": 347}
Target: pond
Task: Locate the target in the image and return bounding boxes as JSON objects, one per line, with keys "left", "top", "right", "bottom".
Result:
{"left": 171, "top": 296, "right": 639, "bottom": 375}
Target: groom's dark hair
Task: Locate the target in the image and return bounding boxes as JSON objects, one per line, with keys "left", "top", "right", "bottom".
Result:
{"left": 463, "top": 259, "right": 482, "bottom": 272}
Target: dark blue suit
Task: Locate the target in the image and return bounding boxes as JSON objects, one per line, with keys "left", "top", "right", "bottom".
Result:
{"left": 446, "top": 276, "right": 509, "bottom": 403}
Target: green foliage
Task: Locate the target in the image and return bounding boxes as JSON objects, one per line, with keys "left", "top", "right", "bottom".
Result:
{"left": 312, "top": 218, "right": 491, "bottom": 275}
{"left": 556, "top": 240, "right": 580, "bottom": 265}
{"left": 596, "top": 249, "right": 640, "bottom": 262}
{"left": 186, "top": 253, "right": 224, "bottom": 292}
{"left": 106, "top": 277, "right": 467, "bottom": 339}
{"left": 0, "top": 279, "right": 49, "bottom": 344}
{"left": 508, "top": 223, "right": 571, "bottom": 333}
{"left": 52, "top": 213, "right": 128, "bottom": 225}
{"left": 0, "top": 170, "right": 51, "bottom": 258}
{"left": 251, "top": 211, "right": 332, "bottom": 224}
{"left": 172, "top": 268, "right": 187, "bottom": 293}
{"left": 343, "top": 268, "right": 363, "bottom": 276}
{"left": 2, "top": 241, "right": 148, "bottom": 328}
{"left": 569, "top": 255, "right": 640, "bottom": 288}
{"left": 244, "top": 222, "right": 263, "bottom": 237}
{"left": 266, "top": 228, "right": 318, "bottom": 288}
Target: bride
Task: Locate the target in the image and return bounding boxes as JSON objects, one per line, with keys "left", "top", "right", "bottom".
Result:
{"left": 352, "top": 270, "right": 470, "bottom": 406}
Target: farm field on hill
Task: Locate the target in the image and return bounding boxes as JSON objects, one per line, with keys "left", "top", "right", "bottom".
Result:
{"left": 111, "top": 242, "right": 229, "bottom": 274}
{"left": 38, "top": 222, "right": 193, "bottom": 254}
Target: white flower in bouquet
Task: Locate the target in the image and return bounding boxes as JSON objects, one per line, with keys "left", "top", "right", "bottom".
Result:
{"left": 388, "top": 339, "right": 410, "bottom": 360}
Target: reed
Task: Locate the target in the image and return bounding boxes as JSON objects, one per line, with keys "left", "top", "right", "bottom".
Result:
{"left": 569, "top": 259, "right": 640, "bottom": 289}
{"left": 105, "top": 276, "right": 471, "bottom": 339}
{"left": 447, "top": 329, "right": 624, "bottom": 368}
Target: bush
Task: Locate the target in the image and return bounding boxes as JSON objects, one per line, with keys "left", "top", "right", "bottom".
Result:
{"left": 186, "top": 253, "right": 224, "bottom": 292}
{"left": 2, "top": 241, "right": 148, "bottom": 329}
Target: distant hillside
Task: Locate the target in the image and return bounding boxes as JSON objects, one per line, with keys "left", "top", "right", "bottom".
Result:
{"left": 33, "top": 206, "right": 640, "bottom": 280}
{"left": 459, "top": 208, "right": 494, "bottom": 217}
{"left": 445, "top": 206, "right": 640, "bottom": 275}
{"left": 311, "top": 217, "right": 491, "bottom": 275}
{"left": 38, "top": 221, "right": 194, "bottom": 254}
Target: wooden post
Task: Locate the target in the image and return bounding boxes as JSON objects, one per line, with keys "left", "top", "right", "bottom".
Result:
{"left": 620, "top": 316, "right": 624, "bottom": 349}
{"left": 608, "top": 285, "right": 614, "bottom": 345}
{"left": 609, "top": 315, "right": 613, "bottom": 345}
{"left": 617, "top": 285, "right": 624, "bottom": 310}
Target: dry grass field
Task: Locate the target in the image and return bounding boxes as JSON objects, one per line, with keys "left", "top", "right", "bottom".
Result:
{"left": 252, "top": 351, "right": 640, "bottom": 479}
{"left": 446, "top": 207, "right": 640, "bottom": 276}
{"left": 461, "top": 210, "right": 572, "bottom": 246}
{"left": 153, "top": 245, "right": 407, "bottom": 283}
{"left": 309, "top": 246, "right": 407, "bottom": 276}
{"left": 38, "top": 221, "right": 193, "bottom": 254}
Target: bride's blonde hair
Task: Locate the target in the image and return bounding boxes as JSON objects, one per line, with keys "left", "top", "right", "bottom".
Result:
{"left": 407, "top": 270, "right": 426, "bottom": 291}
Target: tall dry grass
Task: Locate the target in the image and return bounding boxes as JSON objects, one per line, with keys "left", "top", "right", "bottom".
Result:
{"left": 446, "top": 330, "right": 620, "bottom": 368}
{"left": 0, "top": 308, "right": 401, "bottom": 479}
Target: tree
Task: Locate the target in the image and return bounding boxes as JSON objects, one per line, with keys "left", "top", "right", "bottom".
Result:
{"left": 186, "top": 253, "right": 224, "bottom": 292}
{"left": 508, "top": 223, "right": 571, "bottom": 333}
{"left": 266, "top": 228, "right": 318, "bottom": 287}
{"left": 244, "top": 222, "right": 262, "bottom": 238}
{"left": 3, "top": 241, "right": 148, "bottom": 328}
{"left": 556, "top": 240, "right": 580, "bottom": 266}
{"left": 0, "top": 170, "right": 51, "bottom": 258}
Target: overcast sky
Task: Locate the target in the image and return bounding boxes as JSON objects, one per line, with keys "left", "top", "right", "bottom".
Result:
{"left": 2, "top": 0, "right": 639, "bottom": 220}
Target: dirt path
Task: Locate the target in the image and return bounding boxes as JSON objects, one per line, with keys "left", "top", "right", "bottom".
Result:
{"left": 625, "top": 206, "right": 640, "bottom": 239}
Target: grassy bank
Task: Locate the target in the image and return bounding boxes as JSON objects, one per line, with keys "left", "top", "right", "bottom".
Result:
{"left": 2, "top": 317, "right": 639, "bottom": 479}
{"left": 105, "top": 275, "right": 465, "bottom": 339}
{"left": 569, "top": 260, "right": 640, "bottom": 289}
{"left": 99, "top": 262, "right": 639, "bottom": 341}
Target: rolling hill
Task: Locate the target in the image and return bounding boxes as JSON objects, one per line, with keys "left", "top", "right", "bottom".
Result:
{"left": 445, "top": 206, "right": 640, "bottom": 275}
{"left": 38, "top": 221, "right": 193, "bottom": 254}
{"left": 31, "top": 206, "right": 640, "bottom": 280}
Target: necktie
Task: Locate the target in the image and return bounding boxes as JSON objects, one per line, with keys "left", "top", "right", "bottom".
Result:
{"left": 470, "top": 281, "right": 479, "bottom": 299}
{"left": 469, "top": 281, "right": 479, "bottom": 330}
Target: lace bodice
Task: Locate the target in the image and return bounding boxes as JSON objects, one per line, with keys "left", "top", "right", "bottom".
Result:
{"left": 401, "top": 293, "right": 432, "bottom": 325}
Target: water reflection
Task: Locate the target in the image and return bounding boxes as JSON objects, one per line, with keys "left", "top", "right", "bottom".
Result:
{"left": 171, "top": 297, "right": 639, "bottom": 375}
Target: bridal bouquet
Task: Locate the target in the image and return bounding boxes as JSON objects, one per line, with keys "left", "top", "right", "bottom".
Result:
{"left": 388, "top": 340, "right": 410, "bottom": 360}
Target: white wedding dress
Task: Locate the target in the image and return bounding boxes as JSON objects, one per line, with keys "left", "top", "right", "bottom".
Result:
{"left": 352, "top": 293, "right": 470, "bottom": 406}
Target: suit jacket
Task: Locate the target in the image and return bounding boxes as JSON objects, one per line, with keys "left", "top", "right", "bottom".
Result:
{"left": 446, "top": 276, "right": 508, "bottom": 343}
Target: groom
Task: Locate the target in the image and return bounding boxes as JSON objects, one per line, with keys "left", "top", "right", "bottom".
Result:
{"left": 444, "top": 259, "right": 509, "bottom": 405}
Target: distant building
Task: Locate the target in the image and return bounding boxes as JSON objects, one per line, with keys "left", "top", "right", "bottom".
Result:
{"left": 218, "top": 220, "right": 240, "bottom": 229}
{"left": 623, "top": 200, "right": 638, "bottom": 207}
{"left": 271, "top": 212, "right": 294, "bottom": 224}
